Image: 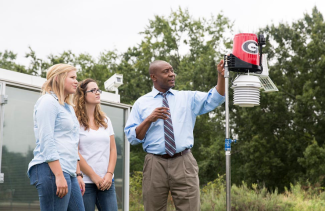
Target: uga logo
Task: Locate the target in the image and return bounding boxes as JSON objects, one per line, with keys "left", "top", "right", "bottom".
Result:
{"left": 242, "top": 40, "right": 258, "bottom": 54}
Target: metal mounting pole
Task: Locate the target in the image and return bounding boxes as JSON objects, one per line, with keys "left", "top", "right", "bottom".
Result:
{"left": 224, "top": 56, "right": 231, "bottom": 211}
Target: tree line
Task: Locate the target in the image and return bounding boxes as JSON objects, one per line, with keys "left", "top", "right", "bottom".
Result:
{"left": 1, "top": 7, "right": 324, "bottom": 192}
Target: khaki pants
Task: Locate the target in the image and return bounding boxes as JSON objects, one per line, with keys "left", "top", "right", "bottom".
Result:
{"left": 142, "top": 151, "right": 200, "bottom": 211}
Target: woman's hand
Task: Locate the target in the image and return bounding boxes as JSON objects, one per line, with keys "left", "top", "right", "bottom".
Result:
{"left": 77, "top": 176, "right": 85, "bottom": 196}
{"left": 55, "top": 174, "right": 68, "bottom": 198}
{"left": 90, "top": 173, "right": 104, "bottom": 189}
{"left": 100, "top": 173, "right": 113, "bottom": 191}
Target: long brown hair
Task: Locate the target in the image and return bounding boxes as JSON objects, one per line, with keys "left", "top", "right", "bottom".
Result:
{"left": 74, "top": 78, "right": 108, "bottom": 130}
{"left": 42, "top": 64, "right": 77, "bottom": 105}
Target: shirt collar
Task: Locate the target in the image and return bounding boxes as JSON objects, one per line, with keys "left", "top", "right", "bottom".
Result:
{"left": 151, "top": 87, "right": 175, "bottom": 98}
{"left": 48, "top": 91, "right": 59, "bottom": 101}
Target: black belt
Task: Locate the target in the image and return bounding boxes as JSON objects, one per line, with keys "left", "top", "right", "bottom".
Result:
{"left": 152, "top": 149, "right": 190, "bottom": 159}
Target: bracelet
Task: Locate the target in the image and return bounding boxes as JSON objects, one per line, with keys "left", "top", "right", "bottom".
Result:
{"left": 107, "top": 172, "right": 113, "bottom": 175}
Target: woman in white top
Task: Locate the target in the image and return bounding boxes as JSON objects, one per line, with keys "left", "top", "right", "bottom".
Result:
{"left": 74, "top": 78, "right": 118, "bottom": 211}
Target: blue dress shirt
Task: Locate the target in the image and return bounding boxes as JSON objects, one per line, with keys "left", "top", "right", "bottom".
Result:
{"left": 27, "top": 92, "right": 80, "bottom": 177}
{"left": 124, "top": 87, "right": 225, "bottom": 155}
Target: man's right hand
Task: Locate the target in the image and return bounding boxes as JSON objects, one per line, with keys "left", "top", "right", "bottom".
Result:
{"left": 147, "top": 107, "right": 170, "bottom": 122}
{"left": 55, "top": 174, "right": 68, "bottom": 198}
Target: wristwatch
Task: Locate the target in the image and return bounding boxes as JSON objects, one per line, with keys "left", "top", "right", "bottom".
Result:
{"left": 76, "top": 172, "right": 83, "bottom": 178}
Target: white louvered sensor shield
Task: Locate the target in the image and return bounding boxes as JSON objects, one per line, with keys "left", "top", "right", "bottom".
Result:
{"left": 232, "top": 75, "right": 261, "bottom": 107}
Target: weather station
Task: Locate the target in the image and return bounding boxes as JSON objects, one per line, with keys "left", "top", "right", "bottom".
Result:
{"left": 223, "top": 33, "right": 278, "bottom": 211}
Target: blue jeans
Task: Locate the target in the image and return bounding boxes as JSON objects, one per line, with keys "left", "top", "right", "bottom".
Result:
{"left": 83, "top": 182, "right": 118, "bottom": 211}
{"left": 29, "top": 162, "right": 85, "bottom": 211}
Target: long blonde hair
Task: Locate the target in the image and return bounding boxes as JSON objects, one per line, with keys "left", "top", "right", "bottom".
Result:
{"left": 42, "top": 64, "right": 77, "bottom": 105}
{"left": 74, "top": 78, "right": 108, "bottom": 131}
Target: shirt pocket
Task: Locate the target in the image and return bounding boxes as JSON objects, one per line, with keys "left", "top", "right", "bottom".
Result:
{"left": 173, "top": 105, "right": 187, "bottom": 123}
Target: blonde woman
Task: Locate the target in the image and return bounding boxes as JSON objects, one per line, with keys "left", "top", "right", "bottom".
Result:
{"left": 74, "top": 78, "right": 118, "bottom": 211}
{"left": 27, "top": 64, "right": 85, "bottom": 211}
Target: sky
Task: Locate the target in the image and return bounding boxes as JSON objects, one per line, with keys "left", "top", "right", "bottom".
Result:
{"left": 0, "top": 0, "right": 324, "bottom": 66}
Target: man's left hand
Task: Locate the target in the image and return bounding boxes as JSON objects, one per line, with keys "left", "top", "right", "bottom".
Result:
{"left": 217, "top": 60, "right": 225, "bottom": 77}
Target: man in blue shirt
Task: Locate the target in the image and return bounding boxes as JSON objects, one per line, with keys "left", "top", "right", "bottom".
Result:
{"left": 125, "top": 60, "right": 225, "bottom": 210}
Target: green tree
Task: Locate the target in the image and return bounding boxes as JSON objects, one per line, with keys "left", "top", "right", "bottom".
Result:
{"left": 0, "top": 50, "right": 28, "bottom": 74}
{"left": 25, "top": 47, "right": 49, "bottom": 77}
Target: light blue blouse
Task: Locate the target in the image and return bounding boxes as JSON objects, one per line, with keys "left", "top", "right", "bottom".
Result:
{"left": 27, "top": 92, "right": 80, "bottom": 177}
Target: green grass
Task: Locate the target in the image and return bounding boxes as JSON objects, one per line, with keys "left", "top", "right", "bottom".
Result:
{"left": 130, "top": 172, "right": 325, "bottom": 211}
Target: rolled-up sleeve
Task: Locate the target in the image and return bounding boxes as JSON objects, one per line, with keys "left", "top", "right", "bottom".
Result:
{"left": 124, "top": 101, "right": 144, "bottom": 145}
{"left": 192, "top": 87, "right": 225, "bottom": 116}
{"left": 36, "top": 97, "right": 60, "bottom": 162}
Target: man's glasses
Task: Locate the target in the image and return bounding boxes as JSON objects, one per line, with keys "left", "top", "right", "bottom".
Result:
{"left": 86, "top": 88, "right": 102, "bottom": 94}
